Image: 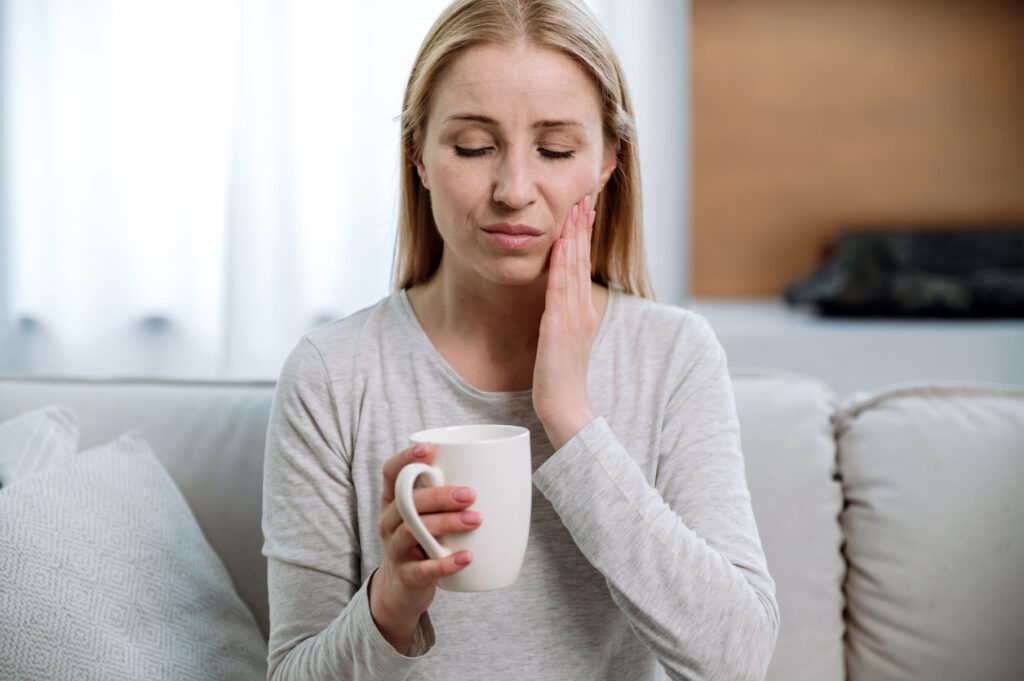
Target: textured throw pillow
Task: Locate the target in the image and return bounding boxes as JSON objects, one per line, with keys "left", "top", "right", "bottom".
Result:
{"left": 0, "top": 404, "right": 78, "bottom": 487}
{"left": 835, "top": 383, "right": 1024, "bottom": 681}
{"left": 0, "top": 432, "right": 267, "bottom": 681}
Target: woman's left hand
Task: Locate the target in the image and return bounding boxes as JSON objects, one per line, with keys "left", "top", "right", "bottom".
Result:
{"left": 533, "top": 194, "right": 599, "bottom": 450}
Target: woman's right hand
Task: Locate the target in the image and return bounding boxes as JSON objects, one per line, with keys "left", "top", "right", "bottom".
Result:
{"left": 368, "top": 442, "right": 481, "bottom": 654}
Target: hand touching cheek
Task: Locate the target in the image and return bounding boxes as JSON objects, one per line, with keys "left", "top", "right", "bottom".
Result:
{"left": 532, "top": 194, "right": 599, "bottom": 450}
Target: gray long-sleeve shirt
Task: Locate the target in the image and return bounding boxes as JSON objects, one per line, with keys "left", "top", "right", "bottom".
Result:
{"left": 262, "top": 288, "right": 779, "bottom": 681}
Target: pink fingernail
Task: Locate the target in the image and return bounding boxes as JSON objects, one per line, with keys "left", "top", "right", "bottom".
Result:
{"left": 454, "top": 551, "right": 472, "bottom": 566}
{"left": 571, "top": 204, "right": 579, "bottom": 222}
{"left": 460, "top": 510, "right": 481, "bottom": 525}
{"left": 588, "top": 210, "right": 596, "bottom": 228}
{"left": 413, "top": 444, "right": 427, "bottom": 458}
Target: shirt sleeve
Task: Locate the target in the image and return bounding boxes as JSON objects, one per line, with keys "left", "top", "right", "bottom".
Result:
{"left": 262, "top": 337, "right": 434, "bottom": 681}
{"left": 532, "top": 314, "right": 780, "bottom": 681}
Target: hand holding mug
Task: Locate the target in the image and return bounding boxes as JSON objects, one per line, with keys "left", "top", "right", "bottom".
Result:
{"left": 370, "top": 442, "right": 481, "bottom": 653}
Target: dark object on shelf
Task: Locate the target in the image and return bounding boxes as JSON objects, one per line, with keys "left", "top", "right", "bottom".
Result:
{"left": 784, "top": 227, "right": 1024, "bottom": 317}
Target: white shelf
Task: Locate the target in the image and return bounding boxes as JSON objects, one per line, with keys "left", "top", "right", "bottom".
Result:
{"left": 688, "top": 298, "right": 1024, "bottom": 397}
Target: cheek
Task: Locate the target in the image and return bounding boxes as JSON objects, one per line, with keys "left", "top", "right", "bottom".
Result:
{"left": 431, "top": 159, "right": 488, "bottom": 215}
{"left": 543, "top": 161, "right": 602, "bottom": 214}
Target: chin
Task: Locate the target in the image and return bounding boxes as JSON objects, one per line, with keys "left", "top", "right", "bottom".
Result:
{"left": 479, "top": 257, "right": 549, "bottom": 287}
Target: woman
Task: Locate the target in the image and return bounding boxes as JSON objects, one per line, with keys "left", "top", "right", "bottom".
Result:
{"left": 262, "top": 1, "right": 779, "bottom": 679}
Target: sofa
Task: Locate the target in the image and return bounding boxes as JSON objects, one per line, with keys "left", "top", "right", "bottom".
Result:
{"left": 1, "top": 369, "right": 1022, "bottom": 681}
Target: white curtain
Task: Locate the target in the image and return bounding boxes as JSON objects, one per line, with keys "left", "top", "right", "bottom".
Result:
{"left": 0, "top": 0, "right": 688, "bottom": 380}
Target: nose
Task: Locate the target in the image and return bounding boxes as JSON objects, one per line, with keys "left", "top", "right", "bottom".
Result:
{"left": 492, "top": 150, "right": 536, "bottom": 210}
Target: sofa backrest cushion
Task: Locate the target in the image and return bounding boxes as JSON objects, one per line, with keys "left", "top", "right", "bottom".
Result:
{"left": 732, "top": 369, "right": 845, "bottom": 681}
{"left": 835, "top": 383, "right": 1024, "bottom": 681}
{"left": 0, "top": 404, "right": 79, "bottom": 486}
{"left": 0, "top": 377, "right": 275, "bottom": 639}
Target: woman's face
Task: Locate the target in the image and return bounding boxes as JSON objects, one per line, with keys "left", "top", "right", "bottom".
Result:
{"left": 416, "top": 41, "right": 617, "bottom": 289}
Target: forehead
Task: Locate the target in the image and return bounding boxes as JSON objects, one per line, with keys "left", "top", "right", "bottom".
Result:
{"left": 429, "top": 42, "right": 604, "bottom": 128}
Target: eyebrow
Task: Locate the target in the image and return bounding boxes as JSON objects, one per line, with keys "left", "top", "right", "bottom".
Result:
{"left": 445, "top": 114, "right": 583, "bottom": 129}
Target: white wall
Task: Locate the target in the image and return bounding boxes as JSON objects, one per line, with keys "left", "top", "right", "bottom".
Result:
{"left": 591, "top": 0, "right": 691, "bottom": 305}
{"left": 0, "top": 0, "right": 10, "bottom": 373}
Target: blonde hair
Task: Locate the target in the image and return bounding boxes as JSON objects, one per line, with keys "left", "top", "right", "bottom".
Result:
{"left": 394, "top": 0, "right": 653, "bottom": 299}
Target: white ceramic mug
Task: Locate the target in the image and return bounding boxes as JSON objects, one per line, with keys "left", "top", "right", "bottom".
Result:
{"left": 395, "top": 424, "right": 532, "bottom": 592}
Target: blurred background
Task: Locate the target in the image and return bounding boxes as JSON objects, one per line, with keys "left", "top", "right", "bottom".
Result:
{"left": 688, "top": 0, "right": 1024, "bottom": 393}
{"left": 1, "top": 0, "right": 1022, "bottom": 393}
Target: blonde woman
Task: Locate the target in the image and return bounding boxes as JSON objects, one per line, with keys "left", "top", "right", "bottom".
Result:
{"left": 262, "top": 1, "right": 779, "bottom": 679}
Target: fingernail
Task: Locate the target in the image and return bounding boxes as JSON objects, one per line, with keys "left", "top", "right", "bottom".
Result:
{"left": 588, "top": 210, "right": 596, "bottom": 228}
{"left": 460, "top": 510, "right": 481, "bottom": 525}
{"left": 412, "top": 444, "right": 427, "bottom": 458}
{"left": 453, "top": 487, "right": 474, "bottom": 502}
{"left": 571, "top": 204, "right": 579, "bottom": 222}
{"left": 584, "top": 194, "right": 591, "bottom": 212}
{"left": 454, "top": 551, "right": 472, "bottom": 566}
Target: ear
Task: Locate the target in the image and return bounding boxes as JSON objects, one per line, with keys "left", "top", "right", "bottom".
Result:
{"left": 598, "top": 143, "right": 618, "bottom": 190}
{"left": 414, "top": 151, "right": 430, "bottom": 191}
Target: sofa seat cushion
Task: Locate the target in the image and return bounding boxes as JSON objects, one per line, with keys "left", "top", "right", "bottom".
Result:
{"left": 0, "top": 431, "right": 267, "bottom": 680}
{"left": 732, "top": 369, "right": 845, "bottom": 681}
{"left": 836, "top": 383, "right": 1024, "bottom": 681}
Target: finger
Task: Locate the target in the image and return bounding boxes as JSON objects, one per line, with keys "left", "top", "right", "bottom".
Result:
{"left": 385, "top": 510, "right": 482, "bottom": 562}
{"left": 399, "top": 551, "right": 473, "bottom": 587}
{"left": 380, "top": 442, "right": 434, "bottom": 508}
{"left": 581, "top": 210, "right": 598, "bottom": 309}
{"left": 561, "top": 201, "right": 578, "bottom": 239}
{"left": 546, "top": 236, "right": 568, "bottom": 315}
{"left": 549, "top": 201, "right": 575, "bottom": 312}
{"left": 576, "top": 197, "right": 593, "bottom": 286}
{"left": 577, "top": 195, "right": 592, "bottom": 277}
{"left": 379, "top": 484, "right": 476, "bottom": 538}
{"left": 565, "top": 203, "right": 578, "bottom": 307}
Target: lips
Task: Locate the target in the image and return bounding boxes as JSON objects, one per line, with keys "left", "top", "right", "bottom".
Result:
{"left": 483, "top": 223, "right": 543, "bottom": 236}
{"left": 482, "top": 223, "right": 543, "bottom": 250}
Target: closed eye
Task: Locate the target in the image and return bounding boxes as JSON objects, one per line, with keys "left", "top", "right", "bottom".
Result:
{"left": 454, "top": 145, "right": 493, "bottom": 157}
{"left": 454, "top": 145, "right": 574, "bottom": 159}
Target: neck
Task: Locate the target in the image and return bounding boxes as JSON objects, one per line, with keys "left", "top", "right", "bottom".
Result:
{"left": 408, "top": 260, "right": 547, "bottom": 362}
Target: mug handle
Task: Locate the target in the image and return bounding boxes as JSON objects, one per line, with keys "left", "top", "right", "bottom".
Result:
{"left": 394, "top": 462, "right": 453, "bottom": 560}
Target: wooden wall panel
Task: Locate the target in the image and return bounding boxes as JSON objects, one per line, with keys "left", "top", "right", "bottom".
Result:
{"left": 692, "top": 0, "right": 1024, "bottom": 297}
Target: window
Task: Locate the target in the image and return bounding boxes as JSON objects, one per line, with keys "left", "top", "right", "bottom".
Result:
{"left": 0, "top": 0, "right": 688, "bottom": 379}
